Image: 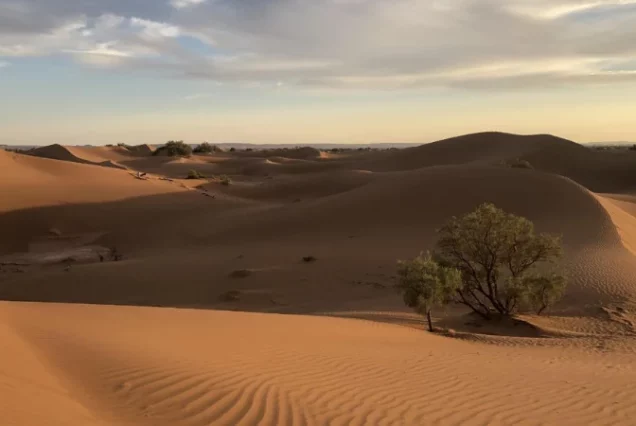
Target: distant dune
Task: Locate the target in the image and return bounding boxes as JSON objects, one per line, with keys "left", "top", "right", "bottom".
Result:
{"left": 2, "top": 132, "right": 636, "bottom": 425}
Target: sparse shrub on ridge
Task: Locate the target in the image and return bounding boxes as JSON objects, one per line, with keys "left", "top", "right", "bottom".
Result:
{"left": 186, "top": 170, "right": 206, "bottom": 179}
{"left": 219, "top": 175, "right": 232, "bottom": 186}
{"left": 153, "top": 140, "right": 192, "bottom": 157}
{"left": 396, "top": 203, "right": 566, "bottom": 328}
{"left": 193, "top": 142, "right": 222, "bottom": 154}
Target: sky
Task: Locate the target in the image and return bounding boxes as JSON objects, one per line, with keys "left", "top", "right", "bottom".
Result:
{"left": 1, "top": 0, "right": 635, "bottom": 146}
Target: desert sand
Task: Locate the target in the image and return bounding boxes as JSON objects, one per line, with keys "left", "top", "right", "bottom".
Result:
{"left": 2, "top": 132, "right": 636, "bottom": 425}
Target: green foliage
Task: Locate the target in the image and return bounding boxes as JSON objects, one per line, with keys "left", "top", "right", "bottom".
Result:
{"left": 186, "top": 169, "right": 206, "bottom": 179}
{"left": 153, "top": 140, "right": 192, "bottom": 157}
{"left": 219, "top": 175, "right": 232, "bottom": 186}
{"left": 193, "top": 142, "right": 222, "bottom": 154}
{"left": 396, "top": 252, "right": 461, "bottom": 331}
{"left": 435, "top": 203, "right": 565, "bottom": 318}
{"left": 525, "top": 273, "right": 567, "bottom": 315}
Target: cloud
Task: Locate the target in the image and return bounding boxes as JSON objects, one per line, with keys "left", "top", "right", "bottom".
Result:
{"left": 170, "top": 0, "right": 207, "bottom": 9}
{"left": 1, "top": 0, "right": 635, "bottom": 90}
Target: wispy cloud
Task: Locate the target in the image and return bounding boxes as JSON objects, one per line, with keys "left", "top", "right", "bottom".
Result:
{"left": 170, "top": 0, "right": 207, "bottom": 10}
{"left": 1, "top": 0, "right": 635, "bottom": 90}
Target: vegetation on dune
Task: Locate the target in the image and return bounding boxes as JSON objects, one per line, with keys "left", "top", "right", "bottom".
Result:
{"left": 218, "top": 175, "right": 232, "bottom": 186}
{"left": 153, "top": 140, "right": 192, "bottom": 157}
{"left": 397, "top": 252, "right": 461, "bottom": 332}
{"left": 186, "top": 170, "right": 206, "bottom": 179}
{"left": 397, "top": 203, "right": 566, "bottom": 330}
{"left": 193, "top": 142, "right": 223, "bottom": 154}
{"left": 117, "top": 143, "right": 133, "bottom": 150}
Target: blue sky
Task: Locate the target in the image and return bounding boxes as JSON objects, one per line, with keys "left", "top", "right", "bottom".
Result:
{"left": 1, "top": 0, "right": 636, "bottom": 145}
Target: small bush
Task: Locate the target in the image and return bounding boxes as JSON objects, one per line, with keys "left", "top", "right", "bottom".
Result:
{"left": 397, "top": 252, "right": 461, "bottom": 332}
{"left": 193, "top": 142, "right": 222, "bottom": 154}
{"left": 186, "top": 170, "right": 206, "bottom": 179}
{"left": 302, "top": 256, "right": 317, "bottom": 263}
{"left": 153, "top": 140, "right": 192, "bottom": 157}
{"left": 219, "top": 175, "right": 232, "bottom": 186}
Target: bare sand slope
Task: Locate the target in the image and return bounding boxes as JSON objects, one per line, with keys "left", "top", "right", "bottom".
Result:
{"left": 0, "top": 150, "right": 188, "bottom": 213}
{"left": 29, "top": 144, "right": 129, "bottom": 170}
{"left": 200, "top": 166, "right": 636, "bottom": 310}
{"left": 2, "top": 164, "right": 636, "bottom": 317}
{"left": 2, "top": 302, "right": 635, "bottom": 426}
{"left": 358, "top": 132, "right": 636, "bottom": 192}
{"left": 358, "top": 132, "right": 588, "bottom": 171}
{"left": 596, "top": 195, "right": 636, "bottom": 256}
{"left": 0, "top": 150, "right": 200, "bottom": 254}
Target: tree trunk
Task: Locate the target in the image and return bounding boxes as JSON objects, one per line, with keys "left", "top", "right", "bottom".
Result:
{"left": 426, "top": 310, "right": 434, "bottom": 332}
{"left": 537, "top": 304, "right": 547, "bottom": 315}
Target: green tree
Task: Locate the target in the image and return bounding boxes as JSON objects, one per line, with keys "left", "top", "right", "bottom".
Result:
{"left": 435, "top": 203, "right": 565, "bottom": 319}
{"left": 193, "top": 142, "right": 222, "bottom": 154}
{"left": 396, "top": 252, "right": 462, "bottom": 332}
{"left": 153, "top": 141, "right": 192, "bottom": 157}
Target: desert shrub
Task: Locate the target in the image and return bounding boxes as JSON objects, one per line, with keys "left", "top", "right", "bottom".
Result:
{"left": 397, "top": 252, "right": 461, "bottom": 331}
{"left": 193, "top": 142, "right": 222, "bottom": 154}
{"left": 219, "top": 175, "right": 232, "bottom": 186}
{"left": 186, "top": 170, "right": 206, "bottom": 179}
{"left": 229, "top": 147, "right": 236, "bottom": 152}
{"left": 116, "top": 143, "right": 137, "bottom": 151}
{"left": 435, "top": 203, "right": 565, "bottom": 318}
{"left": 153, "top": 140, "right": 192, "bottom": 157}
{"left": 302, "top": 256, "right": 317, "bottom": 263}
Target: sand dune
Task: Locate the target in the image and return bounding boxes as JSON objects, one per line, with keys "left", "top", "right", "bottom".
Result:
{"left": 1, "top": 302, "right": 635, "bottom": 426}
{"left": 3, "top": 133, "right": 636, "bottom": 425}
{"left": 358, "top": 132, "right": 636, "bottom": 192}
{"left": 356, "top": 132, "right": 586, "bottom": 171}
{"left": 29, "top": 144, "right": 130, "bottom": 170}
{"left": 0, "top": 149, "right": 188, "bottom": 213}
